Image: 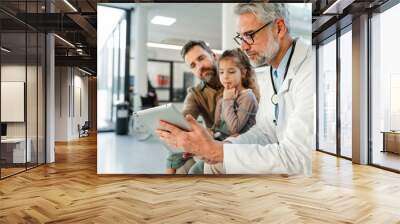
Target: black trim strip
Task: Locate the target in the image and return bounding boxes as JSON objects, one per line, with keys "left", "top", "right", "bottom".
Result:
{"left": 316, "top": 149, "right": 352, "bottom": 161}
{"left": 316, "top": 44, "right": 319, "bottom": 150}
{"left": 25, "top": 3, "right": 28, "bottom": 171}
{"left": 0, "top": 21, "right": 2, "bottom": 179}
{"left": 336, "top": 29, "right": 341, "bottom": 157}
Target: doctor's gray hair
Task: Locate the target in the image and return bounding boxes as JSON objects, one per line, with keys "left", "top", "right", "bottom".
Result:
{"left": 234, "top": 3, "right": 290, "bottom": 32}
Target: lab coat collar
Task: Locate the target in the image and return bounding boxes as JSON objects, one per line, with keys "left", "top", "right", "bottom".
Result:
{"left": 278, "top": 38, "right": 310, "bottom": 95}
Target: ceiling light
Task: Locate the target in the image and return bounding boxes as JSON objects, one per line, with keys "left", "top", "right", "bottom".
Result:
{"left": 54, "top": 34, "right": 75, "bottom": 48}
{"left": 1, "top": 47, "right": 11, "bottom": 53}
{"left": 322, "top": 0, "right": 354, "bottom": 15}
{"left": 151, "top": 16, "right": 176, "bottom": 26}
{"left": 147, "top": 42, "right": 181, "bottom": 50}
{"left": 146, "top": 42, "right": 222, "bottom": 54}
{"left": 63, "top": 0, "right": 78, "bottom": 12}
{"left": 78, "top": 67, "right": 92, "bottom": 76}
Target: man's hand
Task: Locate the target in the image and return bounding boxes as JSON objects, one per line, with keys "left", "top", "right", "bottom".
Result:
{"left": 156, "top": 114, "right": 224, "bottom": 163}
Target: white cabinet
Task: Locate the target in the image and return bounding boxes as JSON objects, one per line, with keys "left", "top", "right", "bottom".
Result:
{"left": 1, "top": 138, "right": 32, "bottom": 163}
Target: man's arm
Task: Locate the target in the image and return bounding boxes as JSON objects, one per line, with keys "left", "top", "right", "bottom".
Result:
{"left": 181, "top": 88, "right": 201, "bottom": 119}
{"left": 223, "top": 67, "right": 315, "bottom": 176}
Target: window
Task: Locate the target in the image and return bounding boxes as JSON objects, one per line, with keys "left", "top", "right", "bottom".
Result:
{"left": 339, "top": 28, "right": 352, "bottom": 158}
{"left": 371, "top": 3, "right": 400, "bottom": 171}
{"left": 97, "top": 6, "right": 126, "bottom": 131}
{"left": 317, "top": 36, "right": 337, "bottom": 154}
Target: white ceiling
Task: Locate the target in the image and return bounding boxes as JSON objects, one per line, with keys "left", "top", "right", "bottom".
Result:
{"left": 147, "top": 4, "right": 222, "bottom": 49}
{"left": 99, "top": 3, "right": 312, "bottom": 51}
{"left": 100, "top": 3, "right": 223, "bottom": 50}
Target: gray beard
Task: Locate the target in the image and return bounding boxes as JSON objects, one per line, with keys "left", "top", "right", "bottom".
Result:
{"left": 251, "top": 36, "right": 280, "bottom": 67}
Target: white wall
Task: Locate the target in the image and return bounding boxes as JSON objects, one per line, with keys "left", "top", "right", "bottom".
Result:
{"left": 1, "top": 65, "right": 36, "bottom": 137}
{"left": 147, "top": 47, "right": 182, "bottom": 61}
{"left": 1, "top": 64, "right": 46, "bottom": 164}
{"left": 55, "top": 67, "right": 89, "bottom": 141}
{"left": 55, "top": 66, "right": 68, "bottom": 141}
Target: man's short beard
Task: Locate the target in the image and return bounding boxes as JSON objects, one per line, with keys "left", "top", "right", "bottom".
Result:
{"left": 203, "top": 65, "right": 217, "bottom": 83}
{"left": 251, "top": 34, "right": 280, "bottom": 67}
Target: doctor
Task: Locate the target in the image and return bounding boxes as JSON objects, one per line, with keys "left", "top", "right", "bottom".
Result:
{"left": 157, "top": 3, "right": 315, "bottom": 175}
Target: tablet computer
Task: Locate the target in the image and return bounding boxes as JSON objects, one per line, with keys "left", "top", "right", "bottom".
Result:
{"left": 133, "top": 103, "right": 191, "bottom": 134}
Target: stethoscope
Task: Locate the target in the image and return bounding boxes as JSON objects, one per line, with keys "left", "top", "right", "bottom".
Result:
{"left": 270, "top": 39, "right": 297, "bottom": 124}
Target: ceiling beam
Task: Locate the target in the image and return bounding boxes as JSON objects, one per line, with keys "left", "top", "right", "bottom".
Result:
{"left": 67, "top": 13, "right": 97, "bottom": 39}
{"left": 322, "top": 0, "right": 356, "bottom": 15}
{"left": 55, "top": 55, "right": 96, "bottom": 73}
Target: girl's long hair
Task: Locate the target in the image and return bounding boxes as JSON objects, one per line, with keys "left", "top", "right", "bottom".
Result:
{"left": 218, "top": 48, "right": 260, "bottom": 102}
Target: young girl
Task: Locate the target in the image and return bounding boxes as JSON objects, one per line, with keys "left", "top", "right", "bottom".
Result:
{"left": 165, "top": 48, "right": 259, "bottom": 174}
{"left": 212, "top": 48, "right": 259, "bottom": 141}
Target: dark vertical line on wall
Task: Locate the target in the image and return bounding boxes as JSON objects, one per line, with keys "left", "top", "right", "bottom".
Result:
{"left": 316, "top": 0, "right": 321, "bottom": 13}
{"left": 0, "top": 24, "right": 2, "bottom": 179}
{"left": 124, "top": 10, "right": 131, "bottom": 103}
{"left": 336, "top": 29, "right": 341, "bottom": 157}
{"left": 170, "top": 62, "right": 174, "bottom": 102}
{"left": 367, "top": 11, "right": 373, "bottom": 165}
{"left": 316, "top": 45, "right": 319, "bottom": 150}
{"left": 25, "top": 0, "right": 28, "bottom": 171}
{"left": 44, "top": 0, "right": 49, "bottom": 165}
{"left": 60, "top": 67, "right": 62, "bottom": 117}
{"left": 44, "top": 5, "right": 47, "bottom": 165}
{"left": 36, "top": 0, "right": 39, "bottom": 167}
{"left": 73, "top": 68, "right": 75, "bottom": 118}
{"left": 68, "top": 69, "right": 71, "bottom": 118}
{"left": 80, "top": 88, "right": 82, "bottom": 117}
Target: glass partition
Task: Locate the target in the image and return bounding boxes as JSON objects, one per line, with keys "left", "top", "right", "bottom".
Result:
{"left": 339, "top": 28, "right": 352, "bottom": 158}
{"left": 173, "top": 62, "right": 192, "bottom": 102}
{"left": 1, "top": 30, "right": 28, "bottom": 178}
{"left": 148, "top": 61, "right": 171, "bottom": 103}
{"left": 371, "top": 3, "right": 400, "bottom": 171}
{"left": 0, "top": 1, "right": 46, "bottom": 179}
{"left": 317, "top": 36, "right": 337, "bottom": 155}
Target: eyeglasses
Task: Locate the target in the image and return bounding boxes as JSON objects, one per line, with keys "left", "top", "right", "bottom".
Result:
{"left": 233, "top": 21, "right": 273, "bottom": 46}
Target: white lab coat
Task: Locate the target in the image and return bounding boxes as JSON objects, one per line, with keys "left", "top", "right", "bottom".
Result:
{"left": 223, "top": 38, "right": 315, "bottom": 175}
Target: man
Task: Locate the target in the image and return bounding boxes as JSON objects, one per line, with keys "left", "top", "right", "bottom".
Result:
{"left": 180, "top": 40, "right": 223, "bottom": 128}
{"left": 157, "top": 3, "right": 314, "bottom": 175}
{"left": 167, "top": 40, "right": 223, "bottom": 174}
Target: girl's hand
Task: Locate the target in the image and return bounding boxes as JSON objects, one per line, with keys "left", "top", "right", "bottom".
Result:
{"left": 223, "top": 88, "right": 236, "bottom": 100}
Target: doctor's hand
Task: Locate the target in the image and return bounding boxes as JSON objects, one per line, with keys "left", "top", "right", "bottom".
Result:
{"left": 156, "top": 114, "right": 224, "bottom": 164}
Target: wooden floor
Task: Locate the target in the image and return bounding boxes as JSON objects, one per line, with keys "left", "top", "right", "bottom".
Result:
{"left": 372, "top": 151, "right": 400, "bottom": 171}
{"left": 1, "top": 135, "right": 400, "bottom": 223}
{"left": 1, "top": 167, "right": 26, "bottom": 178}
